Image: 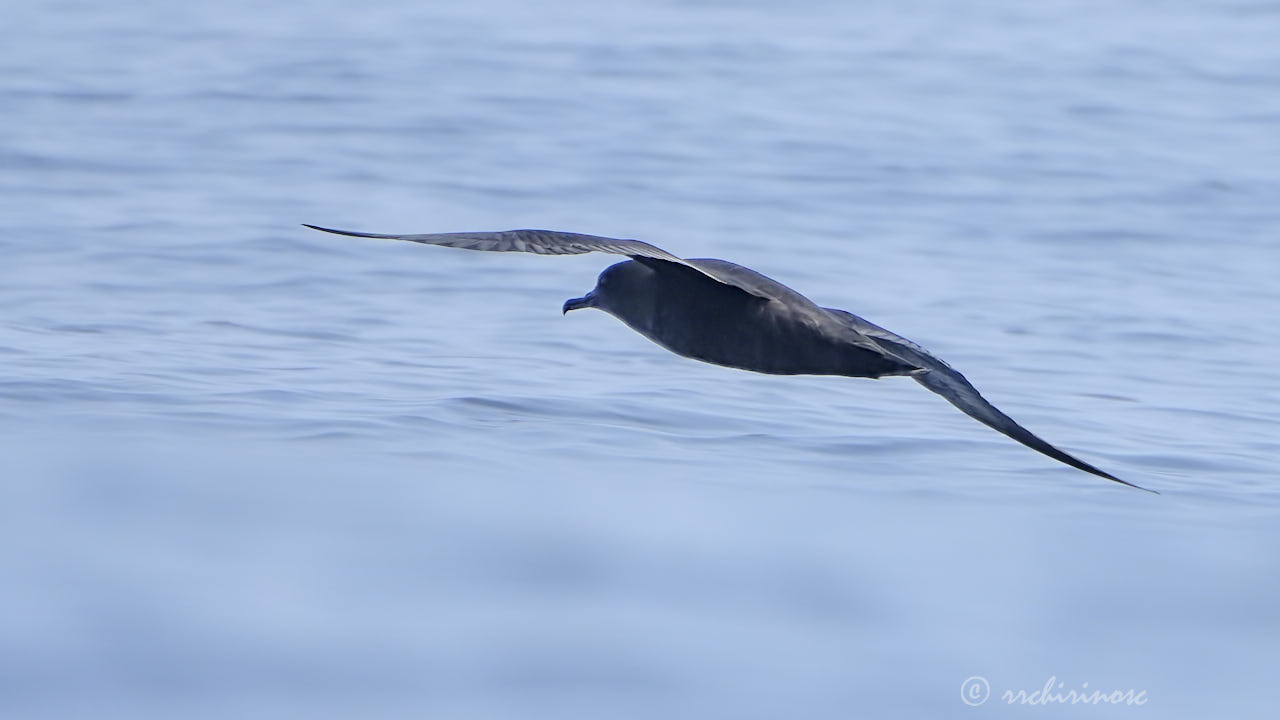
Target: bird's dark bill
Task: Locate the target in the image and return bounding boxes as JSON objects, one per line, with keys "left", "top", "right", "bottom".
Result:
{"left": 562, "top": 293, "right": 595, "bottom": 314}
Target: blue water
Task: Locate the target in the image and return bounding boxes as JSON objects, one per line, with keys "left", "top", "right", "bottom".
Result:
{"left": 3, "top": 0, "right": 1279, "bottom": 717}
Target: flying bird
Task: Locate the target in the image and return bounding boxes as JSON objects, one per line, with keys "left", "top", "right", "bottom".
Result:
{"left": 303, "top": 224, "right": 1151, "bottom": 492}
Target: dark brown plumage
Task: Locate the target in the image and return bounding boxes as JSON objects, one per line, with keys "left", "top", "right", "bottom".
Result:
{"left": 304, "top": 224, "right": 1152, "bottom": 493}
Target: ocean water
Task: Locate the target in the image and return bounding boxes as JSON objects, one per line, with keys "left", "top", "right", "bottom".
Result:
{"left": 3, "top": 0, "right": 1279, "bottom": 717}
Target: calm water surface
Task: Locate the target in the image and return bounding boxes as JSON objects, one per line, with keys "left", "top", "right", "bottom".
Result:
{"left": 3, "top": 0, "right": 1279, "bottom": 717}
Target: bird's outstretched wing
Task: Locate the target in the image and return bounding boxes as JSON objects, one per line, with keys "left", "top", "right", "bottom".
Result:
{"left": 302, "top": 225, "right": 773, "bottom": 299}
{"left": 823, "top": 307, "right": 1154, "bottom": 492}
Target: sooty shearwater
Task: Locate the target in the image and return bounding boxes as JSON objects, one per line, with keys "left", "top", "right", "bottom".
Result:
{"left": 303, "top": 224, "right": 1152, "bottom": 492}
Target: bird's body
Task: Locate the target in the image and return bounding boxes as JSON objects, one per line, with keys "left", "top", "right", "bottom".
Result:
{"left": 303, "top": 224, "right": 1152, "bottom": 492}
{"left": 586, "top": 258, "right": 918, "bottom": 378}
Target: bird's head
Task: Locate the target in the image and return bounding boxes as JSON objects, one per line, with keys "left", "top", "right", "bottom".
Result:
{"left": 562, "top": 260, "right": 652, "bottom": 316}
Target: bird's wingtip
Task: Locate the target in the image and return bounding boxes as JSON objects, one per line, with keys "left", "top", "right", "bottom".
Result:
{"left": 1102, "top": 472, "right": 1159, "bottom": 494}
{"left": 1119, "top": 481, "right": 1160, "bottom": 495}
{"left": 301, "top": 224, "right": 403, "bottom": 240}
